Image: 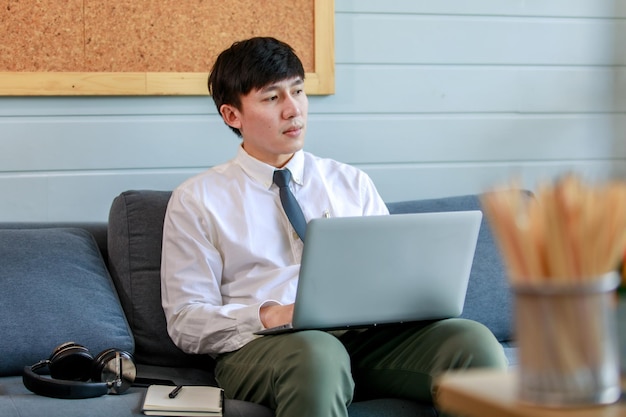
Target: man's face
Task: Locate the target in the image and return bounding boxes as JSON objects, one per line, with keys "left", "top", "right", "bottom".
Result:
{"left": 220, "top": 76, "right": 308, "bottom": 168}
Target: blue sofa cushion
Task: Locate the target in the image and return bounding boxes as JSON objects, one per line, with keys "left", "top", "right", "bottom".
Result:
{"left": 0, "top": 228, "right": 134, "bottom": 376}
{"left": 387, "top": 194, "right": 513, "bottom": 342}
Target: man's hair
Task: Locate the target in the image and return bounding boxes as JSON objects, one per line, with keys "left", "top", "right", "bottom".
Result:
{"left": 208, "top": 37, "right": 305, "bottom": 136}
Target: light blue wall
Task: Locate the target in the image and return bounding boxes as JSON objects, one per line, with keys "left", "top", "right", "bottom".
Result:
{"left": 1, "top": 0, "right": 625, "bottom": 221}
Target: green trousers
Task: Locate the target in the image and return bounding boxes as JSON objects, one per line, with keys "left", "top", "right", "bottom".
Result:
{"left": 215, "top": 318, "right": 508, "bottom": 417}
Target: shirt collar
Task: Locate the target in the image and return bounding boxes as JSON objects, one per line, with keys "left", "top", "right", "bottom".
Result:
{"left": 235, "top": 146, "right": 305, "bottom": 189}
{"left": 283, "top": 151, "right": 304, "bottom": 186}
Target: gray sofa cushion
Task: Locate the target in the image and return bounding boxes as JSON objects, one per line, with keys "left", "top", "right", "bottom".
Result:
{"left": 387, "top": 194, "right": 513, "bottom": 342}
{"left": 108, "top": 190, "right": 210, "bottom": 369}
{"left": 0, "top": 228, "right": 134, "bottom": 376}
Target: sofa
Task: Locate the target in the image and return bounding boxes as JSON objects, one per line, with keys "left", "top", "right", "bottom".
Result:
{"left": 0, "top": 190, "right": 517, "bottom": 417}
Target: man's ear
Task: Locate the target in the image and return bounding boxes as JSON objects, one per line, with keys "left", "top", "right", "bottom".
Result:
{"left": 219, "top": 104, "right": 242, "bottom": 130}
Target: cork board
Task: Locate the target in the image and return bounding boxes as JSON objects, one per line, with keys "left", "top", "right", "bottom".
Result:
{"left": 0, "top": 0, "right": 334, "bottom": 95}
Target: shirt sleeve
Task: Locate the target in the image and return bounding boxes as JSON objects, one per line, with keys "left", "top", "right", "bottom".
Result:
{"left": 160, "top": 188, "right": 263, "bottom": 356}
{"left": 360, "top": 171, "right": 390, "bottom": 216}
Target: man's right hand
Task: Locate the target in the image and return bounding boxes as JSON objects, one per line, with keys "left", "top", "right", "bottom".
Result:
{"left": 260, "top": 304, "right": 294, "bottom": 329}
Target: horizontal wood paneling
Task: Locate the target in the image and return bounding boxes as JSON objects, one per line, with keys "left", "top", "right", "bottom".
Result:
{"left": 306, "top": 114, "right": 625, "bottom": 164}
{"left": 2, "top": 160, "right": 624, "bottom": 221}
{"left": 0, "top": 171, "right": 195, "bottom": 222}
{"left": 2, "top": 114, "right": 623, "bottom": 171}
{"left": 3, "top": 64, "right": 623, "bottom": 116}
{"left": 368, "top": 160, "right": 626, "bottom": 202}
{"left": 319, "top": 66, "right": 625, "bottom": 113}
{"left": 0, "top": 0, "right": 624, "bottom": 221}
{"left": 1, "top": 116, "right": 236, "bottom": 171}
{"left": 336, "top": 0, "right": 626, "bottom": 18}
{"left": 0, "top": 96, "right": 213, "bottom": 117}
{"left": 336, "top": 14, "right": 625, "bottom": 65}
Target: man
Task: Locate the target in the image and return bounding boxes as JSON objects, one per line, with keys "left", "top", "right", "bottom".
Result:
{"left": 161, "top": 37, "right": 507, "bottom": 417}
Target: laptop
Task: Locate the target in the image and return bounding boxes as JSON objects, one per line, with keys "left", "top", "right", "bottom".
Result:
{"left": 255, "top": 210, "right": 482, "bottom": 335}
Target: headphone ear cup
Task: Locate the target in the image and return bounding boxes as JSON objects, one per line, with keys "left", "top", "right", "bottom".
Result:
{"left": 48, "top": 342, "right": 94, "bottom": 382}
{"left": 92, "top": 348, "right": 136, "bottom": 394}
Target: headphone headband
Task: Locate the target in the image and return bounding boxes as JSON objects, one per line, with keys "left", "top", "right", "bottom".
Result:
{"left": 23, "top": 364, "right": 109, "bottom": 399}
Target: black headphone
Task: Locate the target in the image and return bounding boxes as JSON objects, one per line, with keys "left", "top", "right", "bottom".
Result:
{"left": 22, "top": 342, "right": 136, "bottom": 399}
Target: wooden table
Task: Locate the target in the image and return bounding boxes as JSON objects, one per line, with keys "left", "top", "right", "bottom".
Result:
{"left": 435, "top": 370, "right": 626, "bottom": 417}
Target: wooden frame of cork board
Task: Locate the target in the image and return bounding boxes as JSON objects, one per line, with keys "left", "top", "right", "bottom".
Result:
{"left": 0, "top": 0, "right": 334, "bottom": 96}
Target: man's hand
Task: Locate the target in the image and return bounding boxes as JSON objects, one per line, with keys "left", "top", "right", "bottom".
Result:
{"left": 260, "top": 304, "right": 294, "bottom": 329}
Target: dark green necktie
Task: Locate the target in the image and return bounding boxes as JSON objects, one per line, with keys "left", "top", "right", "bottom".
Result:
{"left": 273, "top": 169, "right": 306, "bottom": 242}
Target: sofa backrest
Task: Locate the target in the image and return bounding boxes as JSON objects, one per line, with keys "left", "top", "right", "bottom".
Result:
{"left": 387, "top": 195, "right": 513, "bottom": 342}
{"left": 107, "top": 190, "right": 513, "bottom": 369}
{"left": 108, "top": 190, "right": 211, "bottom": 368}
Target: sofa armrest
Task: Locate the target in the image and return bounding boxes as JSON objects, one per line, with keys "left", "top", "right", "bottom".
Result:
{"left": 107, "top": 190, "right": 212, "bottom": 369}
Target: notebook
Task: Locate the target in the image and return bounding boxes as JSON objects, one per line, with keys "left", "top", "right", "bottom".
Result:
{"left": 142, "top": 385, "right": 223, "bottom": 416}
{"left": 255, "top": 210, "right": 483, "bottom": 335}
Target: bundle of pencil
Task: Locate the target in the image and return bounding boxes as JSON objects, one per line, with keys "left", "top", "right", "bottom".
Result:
{"left": 481, "top": 175, "right": 626, "bottom": 403}
{"left": 481, "top": 175, "right": 626, "bottom": 283}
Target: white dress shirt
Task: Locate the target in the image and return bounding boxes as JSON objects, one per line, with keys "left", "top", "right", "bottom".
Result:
{"left": 161, "top": 147, "right": 388, "bottom": 356}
